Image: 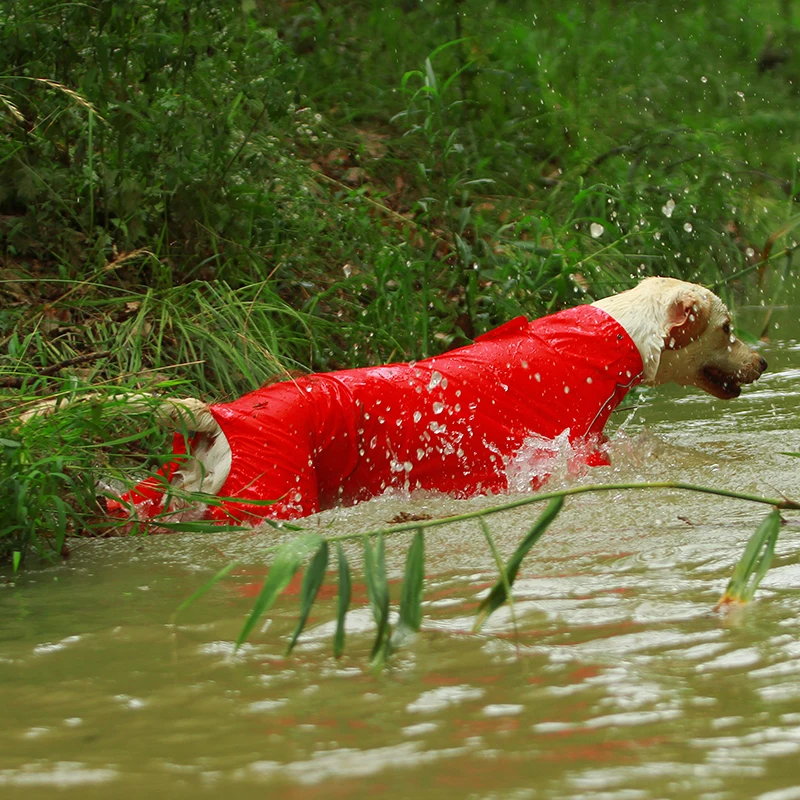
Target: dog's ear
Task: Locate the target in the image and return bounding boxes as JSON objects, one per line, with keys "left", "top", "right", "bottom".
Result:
{"left": 664, "top": 291, "right": 711, "bottom": 350}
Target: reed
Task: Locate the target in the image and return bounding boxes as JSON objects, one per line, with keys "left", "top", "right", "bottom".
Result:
{"left": 174, "top": 482, "right": 797, "bottom": 665}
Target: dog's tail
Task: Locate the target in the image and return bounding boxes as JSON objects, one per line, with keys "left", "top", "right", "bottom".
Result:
{"left": 19, "top": 393, "right": 231, "bottom": 526}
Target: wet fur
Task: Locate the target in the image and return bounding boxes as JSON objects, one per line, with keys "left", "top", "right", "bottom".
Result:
{"left": 592, "top": 277, "right": 767, "bottom": 399}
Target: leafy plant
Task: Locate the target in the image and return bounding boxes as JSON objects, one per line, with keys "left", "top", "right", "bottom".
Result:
{"left": 176, "top": 481, "right": 797, "bottom": 665}
{"left": 0, "top": 434, "right": 76, "bottom": 567}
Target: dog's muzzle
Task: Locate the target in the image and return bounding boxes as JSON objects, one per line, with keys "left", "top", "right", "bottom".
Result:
{"left": 702, "top": 354, "right": 768, "bottom": 400}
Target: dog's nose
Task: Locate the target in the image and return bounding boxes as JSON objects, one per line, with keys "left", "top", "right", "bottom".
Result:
{"left": 759, "top": 356, "right": 768, "bottom": 374}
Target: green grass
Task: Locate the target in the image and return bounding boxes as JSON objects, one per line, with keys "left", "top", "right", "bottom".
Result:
{"left": 1, "top": 0, "right": 798, "bottom": 563}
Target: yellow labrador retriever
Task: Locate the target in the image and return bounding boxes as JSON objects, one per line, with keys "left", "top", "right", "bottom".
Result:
{"left": 20, "top": 277, "right": 767, "bottom": 524}
{"left": 593, "top": 276, "right": 766, "bottom": 399}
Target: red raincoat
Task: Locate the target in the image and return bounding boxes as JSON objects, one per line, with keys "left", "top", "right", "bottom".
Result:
{"left": 119, "top": 305, "right": 643, "bottom": 523}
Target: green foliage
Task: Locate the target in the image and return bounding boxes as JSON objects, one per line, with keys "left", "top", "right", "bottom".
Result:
{"left": 0, "top": 397, "right": 143, "bottom": 563}
{"left": 0, "top": 433, "right": 78, "bottom": 562}
{"left": 395, "top": 529, "right": 425, "bottom": 644}
{"left": 0, "top": 392, "right": 256, "bottom": 563}
{"left": 3, "top": 0, "right": 796, "bottom": 358}
{"left": 268, "top": 0, "right": 799, "bottom": 305}
{"left": 334, "top": 543, "right": 352, "bottom": 658}
{"left": 1, "top": 0, "right": 302, "bottom": 276}
{"left": 287, "top": 540, "right": 329, "bottom": 655}
{"left": 363, "top": 534, "right": 391, "bottom": 665}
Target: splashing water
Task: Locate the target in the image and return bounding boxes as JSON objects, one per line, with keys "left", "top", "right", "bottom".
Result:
{"left": 503, "top": 430, "right": 593, "bottom": 493}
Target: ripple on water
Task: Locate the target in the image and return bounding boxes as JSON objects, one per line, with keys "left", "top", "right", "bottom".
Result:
{"left": 0, "top": 763, "right": 119, "bottom": 788}
{"left": 406, "top": 684, "right": 485, "bottom": 714}
{"left": 237, "top": 741, "right": 469, "bottom": 786}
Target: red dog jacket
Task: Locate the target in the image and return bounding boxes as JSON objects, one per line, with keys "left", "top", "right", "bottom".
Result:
{"left": 118, "top": 305, "right": 643, "bottom": 523}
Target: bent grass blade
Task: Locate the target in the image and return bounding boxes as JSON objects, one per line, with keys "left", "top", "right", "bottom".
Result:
{"left": 286, "top": 540, "right": 329, "bottom": 654}
{"left": 236, "top": 532, "right": 324, "bottom": 650}
{"left": 176, "top": 560, "right": 242, "bottom": 615}
{"left": 716, "top": 509, "right": 782, "bottom": 610}
{"left": 479, "top": 517, "right": 519, "bottom": 644}
{"left": 176, "top": 481, "right": 796, "bottom": 662}
{"left": 364, "top": 534, "right": 390, "bottom": 666}
{"left": 475, "top": 496, "right": 564, "bottom": 631}
{"left": 392, "top": 528, "right": 425, "bottom": 647}
{"left": 334, "top": 542, "right": 351, "bottom": 658}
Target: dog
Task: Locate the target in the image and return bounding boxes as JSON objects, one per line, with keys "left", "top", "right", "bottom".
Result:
{"left": 22, "top": 277, "right": 768, "bottom": 526}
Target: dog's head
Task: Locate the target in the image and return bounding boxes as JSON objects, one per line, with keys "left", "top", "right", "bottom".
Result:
{"left": 594, "top": 277, "right": 767, "bottom": 398}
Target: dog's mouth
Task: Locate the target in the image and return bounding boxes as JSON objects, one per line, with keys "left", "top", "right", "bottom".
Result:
{"left": 699, "top": 366, "right": 745, "bottom": 399}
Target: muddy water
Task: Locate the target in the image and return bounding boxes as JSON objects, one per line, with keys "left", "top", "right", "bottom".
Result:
{"left": 3, "top": 305, "right": 800, "bottom": 800}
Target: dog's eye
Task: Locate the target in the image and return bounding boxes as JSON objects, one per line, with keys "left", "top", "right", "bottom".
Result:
{"left": 722, "top": 321, "right": 731, "bottom": 336}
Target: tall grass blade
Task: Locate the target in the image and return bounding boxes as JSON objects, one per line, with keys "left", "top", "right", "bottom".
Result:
{"left": 334, "top": 542, "right": 351, "bottom": 658}
{"left": 475, "top": 496, "right": 564, "bottom": 630}
{"left": 363, "top": 534, "right": 390, "bottom": 664}
{"left": 287, "top": 540, "right": 329, "bottom": 654}
{"left": 50, "top": 495, "right": 68, "bottom": 554}
{"left": 424, "top": 57, "right": 438, "bottom": 93}
{"left": 235, "top": 532, "right": 323, "bottom": 649}
{"left": 477, "top": 517, "right": 518, "bottom": 641}
{"left": 393, "top": 528, "right": 425, "bottom": 646}
{"left": 176, "top": 560, "right": 242, "bottom": 614}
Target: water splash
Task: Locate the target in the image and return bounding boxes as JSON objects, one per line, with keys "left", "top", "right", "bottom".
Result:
{"left": 504, "top": 430, "right": 590, "bottom": 493}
